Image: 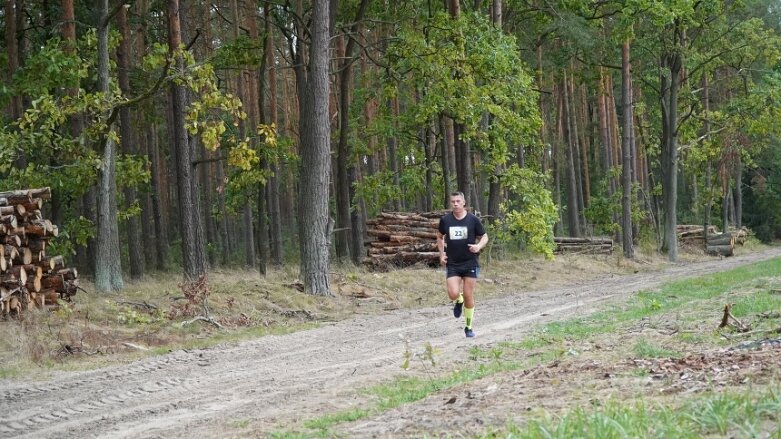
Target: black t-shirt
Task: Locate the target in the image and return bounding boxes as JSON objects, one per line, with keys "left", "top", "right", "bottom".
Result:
{"left": 438, "top": 212, "right": 486, "bottom": 266}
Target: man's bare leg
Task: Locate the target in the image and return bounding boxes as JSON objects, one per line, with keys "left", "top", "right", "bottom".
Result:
{"left": 462, "top": 277, "right": 477, "bottom": 335}
{"left": 446, "top": 276, "right": 463, "bottom": 301}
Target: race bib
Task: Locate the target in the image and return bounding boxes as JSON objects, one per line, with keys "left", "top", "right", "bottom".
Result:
{"left": 449, "top": 226, "right": 467, "bottom": 240}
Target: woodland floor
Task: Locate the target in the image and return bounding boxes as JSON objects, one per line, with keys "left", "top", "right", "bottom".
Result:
{"left": 1, "top": 246, "right": 781, "bottom": 438}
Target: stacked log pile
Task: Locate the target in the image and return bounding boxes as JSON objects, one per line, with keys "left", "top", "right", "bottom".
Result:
{"left": 677, "top": 224, "right": 751, "bottom": 257}
{"left": 729, "top": 226, "right": 750, "bottom": 245}
{"left": 1, "top": 188, "right": 79, "bottom": 317}
{"left": 364, "top": 211, "right": 447, "bottom": 269}
{"left": 705, "top": 232, "right": 736, "bottom": 257}
{"left": 677, "top": 225, "right": 720, "bottom": 246}
{"left": 554, "top": 237, "right": 613, "bottom": 254}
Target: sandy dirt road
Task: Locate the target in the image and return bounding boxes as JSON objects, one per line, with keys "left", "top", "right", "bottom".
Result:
{"left": 2, "top": 247, "right": 780, "bottom": 438}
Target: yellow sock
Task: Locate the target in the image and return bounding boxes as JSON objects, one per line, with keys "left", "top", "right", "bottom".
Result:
{"left": 455, "top": 294, "right": 464, "bottom": 304}
{"left": 464, "top": 307, "right": 474, "bottom": 329}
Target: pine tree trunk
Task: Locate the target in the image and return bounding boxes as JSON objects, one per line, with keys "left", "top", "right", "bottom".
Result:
{"left": 95, "top": 0, "right": 123, "bottom": 292}
{"left": 387, "top": 98, "right": 401, "bottom": 211}
{"left": 660, "top": 50, "right": 682, "bottom": 262}
{"left": 295, "top": 0, "right": 331, "bottom": 295}
{"left": 216, "top": 158, "right": 230, "bottom": 266}
{"left": 168, "top": 0, "right": 205, "bottom": 281}
{"left": 440, "top": 115, "right": 452, "bottom": 209}
{"left": 554, "top": 82, "right": 564, "bottom": 235}
{"left": 578, "top": 84, "right": 591, "bottom": 206}
{"left": 7, "top": 0, "right": 25, "bottom": 169}
{"left": 61, "top": 0, "right": 92, "bottom": 273}
{"left": 148, "top": 127, "right": 167, "bottom": 269}
{"left": 734, "top": 156, "right": 743, "bottom": 229}
{"left": 562, "top": 72, "right": 581, "bottom": 237}
{"left": 133, "top": 0, "right": 156, "bottom": 269}
{"left": 621, "top": 40, "right": 634, "bottom": 258}
{"left": 245, "top": 5, "right": 267, "bottom": 275}
{"left": 701, "top": 74, "right": 713, "bottom": 244}
{"left": 181, "top": 1, "right": 208, "bottom": 275}
{"left": 567, "top": 71, "right": 586, "bottom": 228}
{"left": 485, "top": 1, "right": 503, "bottom": 221}
{"left": 334, "top": 34, "right": 352, "bottom": 263}
{"left": 229, "top": 0, "right": 256, "bottom": 269}
{"left": 117, "top": 5, "right": 144, "bottom": 278}
{"left": 265, "top": 3, "right": 283, "bottom": 266}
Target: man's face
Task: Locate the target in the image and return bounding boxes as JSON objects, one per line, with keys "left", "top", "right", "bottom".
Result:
{"left": 450, "top": 195, "right": 465, "bottom": 212}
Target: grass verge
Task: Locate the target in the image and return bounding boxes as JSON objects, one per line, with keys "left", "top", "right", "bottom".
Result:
{"left": 497, "top": 387, "right": 781, "bottom": 439}
{"left": 275, "top": 257, "right": 781, "bottom": 438}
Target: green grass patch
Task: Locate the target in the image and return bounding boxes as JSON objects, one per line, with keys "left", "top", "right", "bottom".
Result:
{"left": 498, "top": 387, "right": 781, "bottom": 439}
{"left": 675, "top": 332, "right": 709, "bottom": 345}
{"left": 632, "top": 337, "right": 681, "bottom": 359}
{"left": 302, "top": 409, "right": 369, "bottom": 437}
{"left": 730, "top": 291, "right": 781, "bottom": 319}
{"left": 522, "top": 257, "right": 781, "bottom": 348}
{"left": 268, "top": 431, "right": 311, "bottom": 439}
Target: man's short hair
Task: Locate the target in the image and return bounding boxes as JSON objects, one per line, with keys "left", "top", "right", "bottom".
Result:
{"left": 450, "top": 191, "right": 465, "bottom": 199}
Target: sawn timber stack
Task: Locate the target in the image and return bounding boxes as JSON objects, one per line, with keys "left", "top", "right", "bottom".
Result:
{"left": 364, "top": 211, "right": 448, "bottom": 269}
{"left": 677, "top": 224, "right": 750, "bottom": 257}
{"left": 553, "top": 236, "right": 613, "bottom": 254}
{"left": 1, "top": 187, "right": 79, "bottom": 317}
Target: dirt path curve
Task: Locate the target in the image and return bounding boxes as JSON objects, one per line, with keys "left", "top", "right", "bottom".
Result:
{"left": 2, "top": 247, "right": 780, "bottom": 439}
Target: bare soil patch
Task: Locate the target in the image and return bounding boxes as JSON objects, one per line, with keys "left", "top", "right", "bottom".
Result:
{"left": 1, "top": 246, "right": 780, "bottom": 438}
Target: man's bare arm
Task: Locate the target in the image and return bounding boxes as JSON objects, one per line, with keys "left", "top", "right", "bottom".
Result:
{"left": 437, "top": 232, "right": 447, "bottom": 265}
{"left": 469, "top": 233, "right": 488, "bottom": 253}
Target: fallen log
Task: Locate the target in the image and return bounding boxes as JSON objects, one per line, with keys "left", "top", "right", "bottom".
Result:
{"left": 41, "top": 274, "right": 64, "bottom": 291}
{"left": 367, "top": 243, "right": 437, "bottom": 254}
{"left": 706, "top": 244, "right": 734, "bottom": 257}
{"left": 554, "top": 237, "right": 612, "bottom": 245}
{"left": 58, "top": 267, "right": 79, "bottom": 281}
{"left": 367, "top": 229, "right": 438, "bottom": 240}
{"left": 554, "top": 237, "right": 613, "bottom": 254}
{"left": 0, "top": 188, "right": 50, "bottom": 203}
{"left": 706, "top": 233, "right": 734, "bottom": 247}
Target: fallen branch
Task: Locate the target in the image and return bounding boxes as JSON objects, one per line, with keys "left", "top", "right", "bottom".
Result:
{"left": 181, "top": 315, "right": 224, "bottom": 329}
{"left": 718, "top": 303, "right": 750, "bottom": 332}
{"left": 280, "top": 309, "right": 315, "bottom": 320}
{"left": 718, "top": 303, "right": 733, "bottom": 328}
{"left": 723, "top": 326, "right": 781, "bottom": 339}
{"left": 116, "top": 300, "right": 158, "bottom": 311}
{"left": 122, "top": 342, "right": 150, "bottom": 351}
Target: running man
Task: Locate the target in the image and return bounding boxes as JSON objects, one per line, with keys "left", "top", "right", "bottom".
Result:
{"left": 437, "top": 191, "right": 488, "bottom": 337}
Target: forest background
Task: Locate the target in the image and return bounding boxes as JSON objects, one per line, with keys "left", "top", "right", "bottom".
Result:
{"left": 1, "top": 0, "right": 781, "bottom": 295}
